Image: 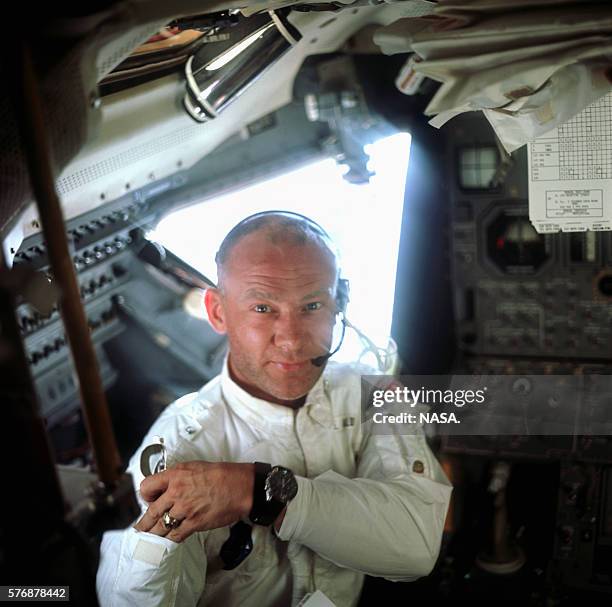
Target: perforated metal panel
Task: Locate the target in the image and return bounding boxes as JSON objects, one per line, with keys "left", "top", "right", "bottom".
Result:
{"left": 56, "top": 125, "right": 199, "bottom": 196}
{"left": 1, "top": 9, "right": 178, "bottom": 237}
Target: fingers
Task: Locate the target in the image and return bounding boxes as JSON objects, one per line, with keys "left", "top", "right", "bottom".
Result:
{"left": 134, "top": 461, "right": 223, "bottom": 543}
{"left": 137, "top": 505, "right": 192, "bottom": 542}
{"left": 134, "top": 494, "right": 174, "bottom": 534}
{"left": 140, "top": 470, "right": 171, "bottom": 502}
{"left": 165, "top": 516, "right": 195, "bottom": 543}
{"left": 150, "top": 507, "right": 187, "bottom": 539}
{"left": 136, "top": 469, "right": 190, "bottom": 540}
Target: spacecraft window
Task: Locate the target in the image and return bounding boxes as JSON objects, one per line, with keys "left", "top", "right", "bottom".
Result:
{"left": 458, "top": 145, "right": 500, "bottom": 191}
{"left": 151, "top": 133, "right": 411, "bottom": 364}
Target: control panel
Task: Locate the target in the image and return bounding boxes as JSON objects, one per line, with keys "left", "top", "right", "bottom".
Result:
{"left": 448, "top": 115, "right": 611, "bottom": 362}
{"left": 11, "top": 184, "right": 223, "bottom": 436}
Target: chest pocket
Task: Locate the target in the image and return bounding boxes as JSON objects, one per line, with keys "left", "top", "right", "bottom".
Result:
{"left": 331, "top": 415, "right": 360, "bottom": 477}
{"left": 204, "top": 524, "right": 280, "bottom": 585}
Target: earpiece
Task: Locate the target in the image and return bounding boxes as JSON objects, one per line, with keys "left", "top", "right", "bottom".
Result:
{"left": 336, "top": 278, "right": 350, "bottom": 316}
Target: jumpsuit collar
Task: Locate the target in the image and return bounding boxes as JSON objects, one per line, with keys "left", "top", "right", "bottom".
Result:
{"left": 219, "top": 356, "right": 332, "bottom": 429}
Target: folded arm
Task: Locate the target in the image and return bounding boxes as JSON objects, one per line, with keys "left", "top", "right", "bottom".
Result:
{"left": 276, "top": 427, "right": 452, "bottom": 581}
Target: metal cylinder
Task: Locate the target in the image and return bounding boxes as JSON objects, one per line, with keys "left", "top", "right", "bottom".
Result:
{"left": 184, "top": 10, "right": 301, "bottom": 122}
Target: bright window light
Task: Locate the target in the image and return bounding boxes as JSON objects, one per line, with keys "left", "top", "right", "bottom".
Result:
{"left": 151, "top": 132, "right": 411, "bottom": 365}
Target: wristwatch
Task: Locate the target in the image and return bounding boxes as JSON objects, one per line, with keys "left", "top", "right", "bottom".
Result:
{"left": 249, "top": 462, "right": 298, "bottom": 526}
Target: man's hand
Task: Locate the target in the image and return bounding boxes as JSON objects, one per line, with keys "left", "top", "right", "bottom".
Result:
{"left": 134, "top": 461, "right": 254, "bottom": 543}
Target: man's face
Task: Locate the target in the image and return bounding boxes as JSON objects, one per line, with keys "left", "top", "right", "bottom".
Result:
{"left": 205, "top": 231, "right": 338, "bottom": 405}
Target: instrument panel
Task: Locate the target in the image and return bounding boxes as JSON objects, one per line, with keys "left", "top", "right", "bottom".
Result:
{"left": 12, "top": 183, "right": 224, "bottom": 447}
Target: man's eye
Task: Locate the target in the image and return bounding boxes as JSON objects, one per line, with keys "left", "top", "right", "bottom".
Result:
{"left": 304, "top": 302, "right": 322, "bottom": 311}
{"left": 253, "top": 304, "right": 272, "bottom": 313}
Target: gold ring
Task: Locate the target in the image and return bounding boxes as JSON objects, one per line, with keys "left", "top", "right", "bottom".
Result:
{"left": 162, "top": 511, "right": 181, "bottom": 530}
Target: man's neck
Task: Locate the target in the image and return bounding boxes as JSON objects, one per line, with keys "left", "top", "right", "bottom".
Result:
{"left": 227, "top": 359, "right": 306, "bottom": 409}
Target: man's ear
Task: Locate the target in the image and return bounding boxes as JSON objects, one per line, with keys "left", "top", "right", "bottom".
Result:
{"left": 204, "top": 288, "right": 227, "bottom": 334}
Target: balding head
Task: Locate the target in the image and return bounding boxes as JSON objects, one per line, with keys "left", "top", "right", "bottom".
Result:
{"left": 205, "top": 212, "right": 340, "bottom": 406}
{"left": 215, "top": 212, "right": 339, "bottom": 290}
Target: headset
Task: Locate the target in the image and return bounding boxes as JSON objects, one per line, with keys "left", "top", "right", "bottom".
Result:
{"left": 216, "top": 210, "right": 349, "bottom": 366}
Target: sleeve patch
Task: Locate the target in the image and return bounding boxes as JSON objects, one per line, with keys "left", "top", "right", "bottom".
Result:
{"left": 133, "top": 538, "right": 167, "bottom": 566}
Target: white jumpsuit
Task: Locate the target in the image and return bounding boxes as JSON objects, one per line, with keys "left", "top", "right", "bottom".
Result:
{"left": 96, "top": 360, "right": 453, "bottom": 607}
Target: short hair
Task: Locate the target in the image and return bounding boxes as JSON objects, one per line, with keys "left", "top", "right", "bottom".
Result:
{"left": 215, "top": 211, "right": 339, "bottom": 287}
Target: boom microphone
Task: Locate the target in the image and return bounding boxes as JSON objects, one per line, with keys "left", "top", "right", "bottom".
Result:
{"left": 310, "top": 319, "right": 347, "bottom": 367}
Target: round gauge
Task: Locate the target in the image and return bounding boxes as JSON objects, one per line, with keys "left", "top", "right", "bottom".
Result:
{"left": 487, "top": 212, "right": 549, "bottom": 273}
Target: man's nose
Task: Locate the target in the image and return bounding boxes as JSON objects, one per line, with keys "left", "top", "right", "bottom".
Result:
{"left": 273, "top": 313, "right": 306, "bottom": 351}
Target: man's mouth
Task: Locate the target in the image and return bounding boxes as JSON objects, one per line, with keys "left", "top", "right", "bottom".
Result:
{"left": 271, "top": 361, "right": 309, "bottom": 372}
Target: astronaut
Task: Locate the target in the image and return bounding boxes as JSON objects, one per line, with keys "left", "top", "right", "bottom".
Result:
{"left": 96, "top": 211, "right": 453, "bottom": 606}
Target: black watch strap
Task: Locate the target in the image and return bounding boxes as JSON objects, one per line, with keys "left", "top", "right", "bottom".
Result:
{"left": 249, "top": 462, "right": 285, "bottom": 526}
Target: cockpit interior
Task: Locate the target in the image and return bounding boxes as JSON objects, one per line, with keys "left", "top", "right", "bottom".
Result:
{"left": 1, "top": 0, "right": 611, "bottom": 604}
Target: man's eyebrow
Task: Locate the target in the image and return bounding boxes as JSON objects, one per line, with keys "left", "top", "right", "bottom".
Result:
{"left": 241, "top": 288, "right": 331, "bottom": 302}
{"left": 241, "top": 288, "right": 279, "bottom": 301}
{"left": 300, "top": 289, "right": 330, "bottom": 302}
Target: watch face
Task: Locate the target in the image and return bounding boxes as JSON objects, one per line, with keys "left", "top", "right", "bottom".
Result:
{"left": 266, "top": 467, "right": 298, "bottom": 502}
